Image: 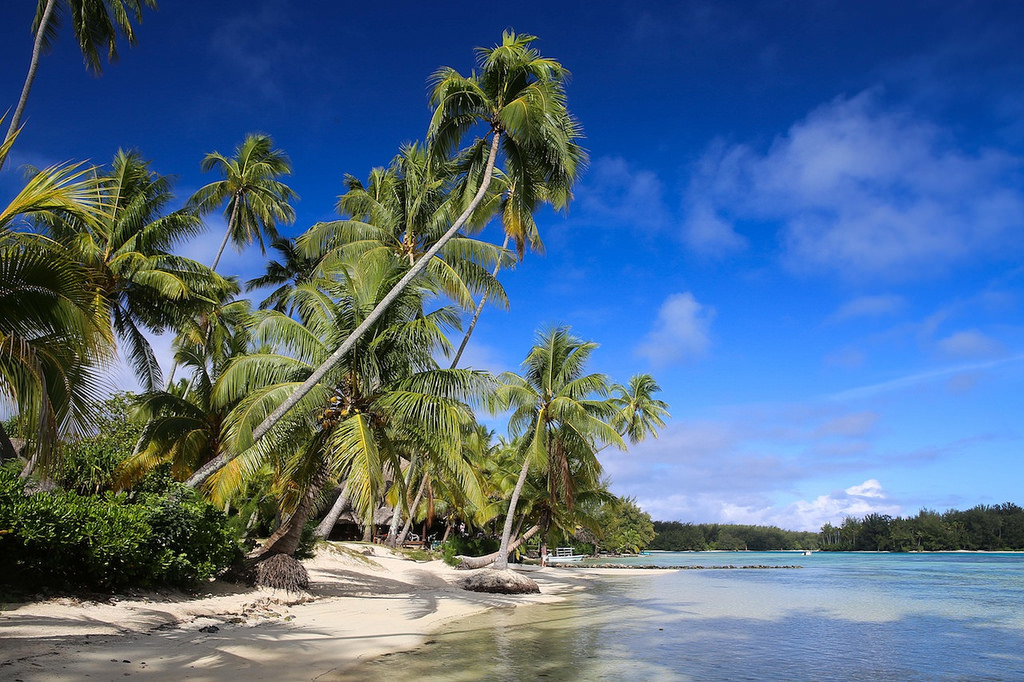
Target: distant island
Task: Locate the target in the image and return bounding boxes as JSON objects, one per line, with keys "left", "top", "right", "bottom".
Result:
{"left": 652, "top": 503, "right": 1024, "bottom": 552}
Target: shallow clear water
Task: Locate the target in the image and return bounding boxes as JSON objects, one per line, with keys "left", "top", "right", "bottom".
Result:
{"left": 346, "top": 552, "right": 1024, "bottom": 680}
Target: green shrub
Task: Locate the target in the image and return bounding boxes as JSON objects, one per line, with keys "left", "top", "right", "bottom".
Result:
{"left": 0, "top": 470, "right": 241, "bottom": 592}
{"left": 441, "top": 535, "right": 499, "bottom": 566}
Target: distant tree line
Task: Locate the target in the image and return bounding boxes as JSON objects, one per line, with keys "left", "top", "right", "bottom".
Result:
{"left": 650, "top": 521, "right": 819, "bottom": 551}
{"left": 819, "top": 504, "right": 1024, "bottom": 551}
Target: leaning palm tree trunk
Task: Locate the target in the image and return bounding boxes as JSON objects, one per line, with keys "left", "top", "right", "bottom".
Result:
{"left": 4, "top": 0, "right": 58, "bottom": 151}
{"left": 397, "top": 475, "right": 429, "bottom": 545}
{"left": 254, "top": 467, "right": 329, "bottom": 558}
{"left": 449, "top": 234, "right": 510, "bottom": 369}
{"left": 186, "top": 131, "right": 501, "bottom": 489}
{"left": 457, "top": 523, "right": 541, "bottom": 569}
{"left": 493, "top": 455, "right": 532, "bottom": 570}
{"left": 210, "top": 196, "right": 241, "bottom": 271}
{"left": 314, "top": 484, "right": 349, "bottom": 539}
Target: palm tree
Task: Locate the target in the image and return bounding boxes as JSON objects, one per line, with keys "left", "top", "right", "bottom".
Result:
{"left": 487, "top": 328, "right": 620, "bottom": 570}
{"left": 187, "top": 32, "right": 585, "bottom": 484}
{"left": 5, "top": 0, "right": 158, "bottom": 150}
{"left": 0, "top": 126, "right": 109, "bottom": 471}
{"left": 119, "top": 297, "right": 252, "bottom": 484}
{"left": 211, "top": 251, "right": 492, "bottom": 557}
{"left": 189, "top": 133, "right": 297, "bottom": 271}
{"left": 245, "top": 237, "right": 320, "bottom": 314}
{"left": 610, "top": 374, "right": 670, "bottom": 443}
{"left": 40, "top": 149, "right": 232, "bottom": 391}
{"left": 299, "top": 142, "right": 509, "bottom": 315}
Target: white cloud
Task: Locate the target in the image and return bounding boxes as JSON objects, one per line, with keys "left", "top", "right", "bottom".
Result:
{"left": 635, "top": 292, "right": 714, "bottom": 366}
{"left": 936, "top": 329, "right": 1005, "bottom": 359}
{"left": 686, "top": 89, "right": 1024, "bottom": 278}
{"left": 829, "top": 294, "right": 905, "bottom": 322}
{"left": 682, "top": 200, "right": 747, "bottom": 255}
{"left": 845, "top": 479, "right": 884, "bottom": 497}
{"left": 577, "top": 156, "right": 669, "bottom": 231}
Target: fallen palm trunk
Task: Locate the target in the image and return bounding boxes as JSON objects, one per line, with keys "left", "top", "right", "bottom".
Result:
{"left": 454, "top": 523, "right": 540, "bottom": 569}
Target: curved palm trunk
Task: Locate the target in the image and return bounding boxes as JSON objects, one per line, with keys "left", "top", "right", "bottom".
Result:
{"left": 397, "top": 474, "right": 429, "bottom": 545}
{"left": 449, "top": 234, "right": 510, "bottom": 369}
{"left": 4, "top": 0, "right": 58, "bottom": 152}
{"left": 457, "top": 523, "right": 541, "bottom": 569}
{"left": 314, "top": 484, "right": 349, "bottom": 539}
{"left": 210, "top": 195, "right": 241, "bottom": 271}
{"left": 187, "top": 131, "right": 502, "bottom": 489}
{"left": 254, "top": 467, "right": 328, "bottom": 558}
{"left": 493, "top": 454, "right": 532, "bottom": 570}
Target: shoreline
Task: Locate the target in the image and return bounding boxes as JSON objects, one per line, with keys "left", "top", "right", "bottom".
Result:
{"left": 0, "top": 543, "right": 654, "bottom": 681}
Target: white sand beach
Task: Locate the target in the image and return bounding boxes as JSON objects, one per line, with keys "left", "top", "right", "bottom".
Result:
{"left": 1, "top": 544, "right": 644, "bottom": 681}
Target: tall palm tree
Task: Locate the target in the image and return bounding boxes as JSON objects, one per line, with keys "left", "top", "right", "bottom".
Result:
{"left": 189, "top": 133, "right": 297, "bottom": 271}
{"left": 211, "top": 251, "right": 491, "bottom": 556}
{"left": 489, "top": 328, "right": 620, "bottom": 570}
{"left": 610, "top": 374, "right": 670, "bottom": 443}
{"left": 40, "top": 149, "right": 232, "bottom": 391}
{"left": 0, "top": 126, "right": 109, "bottom": 470}
{"left": 5, "top": 0, "right": 158, "bottom": 150}
{"left": 187, "top": 32, "right": 586, "bottom": 484}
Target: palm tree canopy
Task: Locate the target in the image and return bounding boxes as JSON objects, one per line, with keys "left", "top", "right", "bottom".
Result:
{"left": 33, "top": 0, "right": 158, "bottom": 74}
{"left": 428, "top": 29, "right": 587, "bottom": 258}
{"left": 298, "top": 142, "right": 510, "bottom": 312}
{"left": 38, "top": 149, "right": 234, "bottom": 391}
{"left": 189, "top": 133, "right": 297, "bottom": 261}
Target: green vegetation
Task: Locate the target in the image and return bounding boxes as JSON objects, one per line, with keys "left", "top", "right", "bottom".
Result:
{"left": 819, "top": 505, "right": 1024, "bottom": 551}
{"left": 0, "top": 25, "right": 669, "bottom": 591}
{"left": 651, "top": 521, "right": 819, "bottom": 551}
{"left": 0, "top": 468, "right": 239, "bottom": 591}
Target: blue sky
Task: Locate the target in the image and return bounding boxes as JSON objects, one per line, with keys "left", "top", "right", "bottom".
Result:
{"left": 2, "top": 1, "right": 1022, "bottom": 531}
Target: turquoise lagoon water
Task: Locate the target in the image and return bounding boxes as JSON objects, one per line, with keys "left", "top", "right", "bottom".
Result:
{"left": 348, "top": 552, "right": 1024, "bottom": 680}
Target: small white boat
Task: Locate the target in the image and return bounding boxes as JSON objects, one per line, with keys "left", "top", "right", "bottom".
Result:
{"left": 546, "top": 547, "right": 586, "bottom": 564}
{"left": 802, "top": 550, "right": 813, "bottom": 556}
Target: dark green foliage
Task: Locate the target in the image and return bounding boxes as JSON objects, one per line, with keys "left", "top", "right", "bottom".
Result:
{"left": 0, "top": 469, "right": 240, "bottom": 592}
{"left": 55, "top": 392, "right": 142, "bottom": 494}
{"left": 651, "top": 521, "right": 819, "bottom": 551}
{"left": 442, "top": 535, "right": 499, "bottom": 566}
{"left": 596, "top": 496, "right": 655, "bottom": 553}
{"left": 819, "top": 503, "right": 1024, "bottom": 551}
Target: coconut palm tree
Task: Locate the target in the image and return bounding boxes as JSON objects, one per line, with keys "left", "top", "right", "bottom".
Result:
{"left": 189, "top": 133, "right": 297, "bottom": 271}
{"left": 191, "top": 32, "right": 586, "bottom": 482}
{"left": 211, "top": 250, "right": 492, "bottom": 557}
{"left": 299, "top": 142, "right": 509, "bottom": 315}
{"left": 482, "top": 328, "right": 621, "bottom": 570}
{"left": 119, "top": 297, "right": 252, "bottom": 484}
{"left": 245, "top": 237, "right": 320, "bottom": 314}
{"left": 5, "top": 0, "right": 158, "bottom": 150}
{"left": 0, "top": 126, "right": 109, "bottom": 470}
{"left": 39, "top": 149, "right": 232, "bottom": 391}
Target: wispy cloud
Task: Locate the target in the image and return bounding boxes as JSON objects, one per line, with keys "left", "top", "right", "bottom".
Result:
{"left": 635, "top": 292, "right": 714, "bottom": 366}
{"left": 684, "top": 89, "right": 1024, "bottom": 277}
{"left": 827, "top": 354, "right": 1024, "bottom": 401}
{"left": 828, "top": 294, "right": 905, "bottom": 323}
{"left": 936, "top": 329, "right": 1005, "bottom": 359}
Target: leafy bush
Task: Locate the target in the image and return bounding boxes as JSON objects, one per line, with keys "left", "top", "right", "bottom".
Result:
{"left": 55, "top": 392, "right": 142, "bottom": 495}
{"left": 441, "top": 535, "right": 499, "bottom": 566}
{"left": 0, "top": 469, "right": 241, "bottom": 592}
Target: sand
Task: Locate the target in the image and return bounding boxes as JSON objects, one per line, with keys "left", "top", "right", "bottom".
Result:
{"left": 0, "top": 543, "right": 641, "bottom": 681}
